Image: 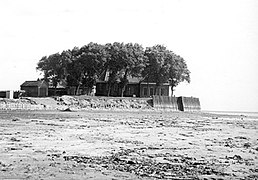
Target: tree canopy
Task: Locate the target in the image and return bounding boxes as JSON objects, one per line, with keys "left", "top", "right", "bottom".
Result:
{"left": 142, "top": 45, "right": 190, "bottom": 95}
{"left": 37, "top": 53, "right": 67, "bottom": 95}
{"left": 36, "top": 42, "right": 190, "bottom": 96}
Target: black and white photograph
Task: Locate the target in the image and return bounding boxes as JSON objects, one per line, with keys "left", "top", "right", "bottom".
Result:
{"left": 0, "top": 0, "right": 257, "bottom": 179}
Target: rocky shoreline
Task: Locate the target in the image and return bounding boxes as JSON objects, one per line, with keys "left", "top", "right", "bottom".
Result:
{"left": 0, "top": 96, "right": 153, "bottom": 111}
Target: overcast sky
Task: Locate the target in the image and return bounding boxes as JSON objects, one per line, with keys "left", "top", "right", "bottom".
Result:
{"left": 0, "top": 0, "right": 257, "bottom": 112}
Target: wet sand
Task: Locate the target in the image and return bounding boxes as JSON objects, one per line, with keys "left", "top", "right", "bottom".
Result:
{"left": 0, "top": 110, "right": 257, "bottom": 179}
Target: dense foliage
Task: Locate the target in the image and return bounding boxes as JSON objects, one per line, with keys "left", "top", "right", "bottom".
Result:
{"left": 36, "top": 42, "right": 190, "bottom": 96}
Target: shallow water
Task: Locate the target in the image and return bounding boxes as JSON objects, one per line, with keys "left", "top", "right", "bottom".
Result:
{"left": 204, "top": 110, "right": 258, "bottom": 118}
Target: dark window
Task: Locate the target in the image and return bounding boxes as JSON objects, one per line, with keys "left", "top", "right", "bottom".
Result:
{"left": 161, "top": 88, "right": 165, "bottom": 96}
{"left": 114, "top": 84, "right": 118, "bottom": 91}
{"left": 143, "top": 87, "right": 147, "bottom": 96}
{"left": 129, "top": 87, "right": 132, "bottom": 95}
{"left": 150, "top": 88, "right": 154, "bottom": 96}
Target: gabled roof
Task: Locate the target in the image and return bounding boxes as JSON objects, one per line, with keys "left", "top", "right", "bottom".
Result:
{"left": 97, "top": 69, "right": 144, "bottom": 84}
{"left": 21, "top": 81, "right": 47, "bottom": 87}
{"left": 127, "top": 76, "right": 143, "bottom": 84}
{"left": 48, "top": 84, "right": 66, "bottom": 89}
{"left": 48, "top": 79, "right": 67, "bottom": 89}
{"left": 97, "top": 70, "right": 170, "bottom": 85}
{"left": 96, "top": 76, "right": 143, "bottom": 84}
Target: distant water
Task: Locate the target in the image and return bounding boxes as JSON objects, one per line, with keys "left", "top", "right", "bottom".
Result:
{"left": 204, "top": 110, "right": 258, "bottom": 118}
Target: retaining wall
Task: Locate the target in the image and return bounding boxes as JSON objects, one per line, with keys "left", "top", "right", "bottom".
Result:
{"left": 0, "top": 96, "right": 201, "bottom": 111}
{"left": 0, "top": 97, "right": 153, "bottom": 111}
{"left": 153, "top": 95, "right": 201, "bottom": 111}
{"left": 177, "top": 96, "right": 201, "bottom": 111}
{"left": 152, "top": 96, "right": 179, "bottom": 111}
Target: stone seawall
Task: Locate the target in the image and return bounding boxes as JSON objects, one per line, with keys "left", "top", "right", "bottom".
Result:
{"left": 0, "top": 96, "right": 153, "bottom": 111}
{"left": 60, "top": 96, "right": 153, "bottom": 110}
{"left": 0, "top": 95, "right": 200, "bottom": 111}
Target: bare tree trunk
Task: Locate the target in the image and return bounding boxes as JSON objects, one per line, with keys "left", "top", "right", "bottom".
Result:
{"left": 121, "top": 86, "right": 126, "bottom": 97}
{"left": 120, "top": 70, "right": 128, "bottom": 97}
{"left": 76, "top": 76, "right": 83, "bottom": 95}
{"left": 107, "top": 72, "right": 116, "bottom": 97}
{"left": 107, "top": 83, "right": 111, "bottom": 97}
{"left": 76, "top": 84, "right": 81, "bottom": 95}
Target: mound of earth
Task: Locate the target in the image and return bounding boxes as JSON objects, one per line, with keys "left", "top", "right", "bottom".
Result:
{"left": 0, "top": 96, "right": 153, "bottom": 111}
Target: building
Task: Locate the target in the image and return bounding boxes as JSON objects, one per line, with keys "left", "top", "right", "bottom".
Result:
{"left": 20, "top": 80, "right": 48, "bottom": 97}
{"left": 20, "top": 75, "right": 172, "bottom": 98}
{"left": 96, "top": 76, "right": 172, "bottom": 97}
{"left": 139, "top": 80, "right": 172, "bottom": 97}
{"left": 48, "top": 81, "right": 67, "bottom": 96}
{"left": 0, "top": 90, "right": 14, "bottom": 99}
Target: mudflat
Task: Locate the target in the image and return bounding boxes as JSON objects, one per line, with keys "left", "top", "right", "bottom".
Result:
{"left": 0, "top": 110, "right": 257, "bottom": 179}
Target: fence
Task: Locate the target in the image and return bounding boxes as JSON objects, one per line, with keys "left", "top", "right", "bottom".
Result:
{"left": 153, "top": 95, "right": 201, "bottom": 111}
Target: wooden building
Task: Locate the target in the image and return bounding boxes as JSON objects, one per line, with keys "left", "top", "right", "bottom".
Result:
{"left": 96, "top": 76, "right": 172, "bottom": 97}
{"left": 20, "top": 80, "right": 48, "bottom": 97}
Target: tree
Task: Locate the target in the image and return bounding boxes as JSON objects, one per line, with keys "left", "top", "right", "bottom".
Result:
{"left": 37, "top": 52, "right": 67, "bottom": 95}
{"left": 104, "top": 42, "right": 125, "bottom": 96}
{"left": 104, "top": 42, "right": 147, "bottom": 97}
{"left": 168, "top": 54, "right": 190, "bottom": 95}
{"left": 65, "top": 47, "right": 83, "bottom": 95}
{"left": 142, "top": 45, "right": 190, "bottom": 96}
{"left": 142, "top": 45, "right": 171, "bottom": 95}
{"left": 78, "top": 42, "right": 107, "bottom": 94}
{"left": 66, "top": 43, "right": 107, "bottom": 95}
{"left": 118, "top": 43, "right": 146, "bottom": 97}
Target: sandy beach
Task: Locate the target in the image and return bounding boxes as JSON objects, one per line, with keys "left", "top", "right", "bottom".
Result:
{"left": 0, "top": 110, "right": 257, "bottom": 179}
